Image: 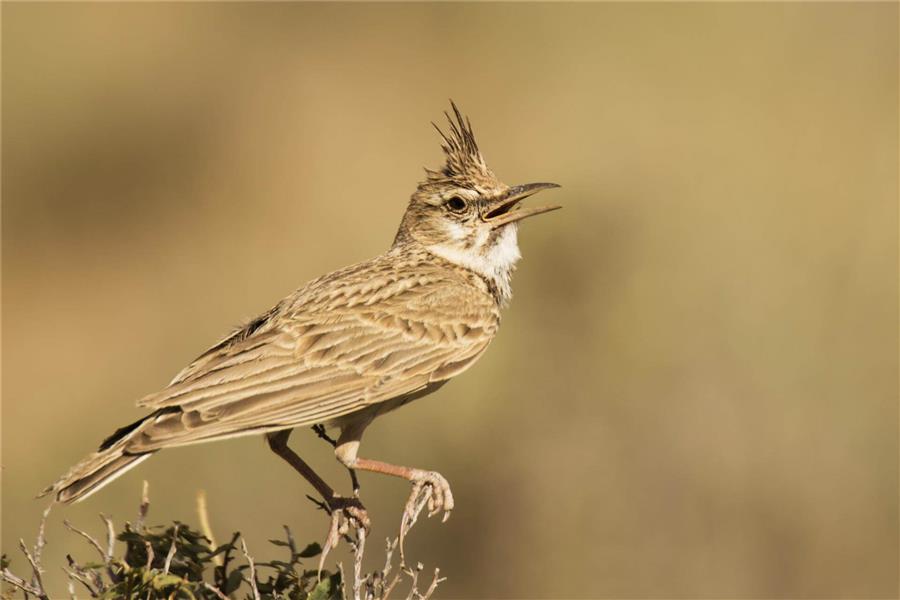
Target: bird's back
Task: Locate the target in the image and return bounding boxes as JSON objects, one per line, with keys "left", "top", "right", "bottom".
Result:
{"left": 126, "top": 244, "right": 500, "bottom": 451}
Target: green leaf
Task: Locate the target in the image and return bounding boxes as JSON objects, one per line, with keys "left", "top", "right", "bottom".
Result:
{"left": 298, "top": 543, "right": 321, "bottom": 558}
{"left": 224, "top": 569, "right": 243, "bottom": 594}
{"left": 306, "top": 573, "right": 341, "bottom": 600}
{"left": 151, "top": 573, "right": 185, "bottom": 590}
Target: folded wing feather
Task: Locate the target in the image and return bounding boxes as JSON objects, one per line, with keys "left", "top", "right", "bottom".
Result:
{"left": 128, "top": 291, "right": 495, "bottom": 452}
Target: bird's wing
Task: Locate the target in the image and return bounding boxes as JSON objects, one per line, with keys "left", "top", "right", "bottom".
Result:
{"left": 127, "top": 275, "right": 497, "bottom": 452}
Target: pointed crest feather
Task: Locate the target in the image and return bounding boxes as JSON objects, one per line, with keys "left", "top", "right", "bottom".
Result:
{"left": 423, "top": 100, "right": 495, "bottom": 187}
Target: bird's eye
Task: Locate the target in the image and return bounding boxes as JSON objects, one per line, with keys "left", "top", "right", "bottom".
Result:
{"left": 446, "top": 197, "right": 467, "bottom": 212}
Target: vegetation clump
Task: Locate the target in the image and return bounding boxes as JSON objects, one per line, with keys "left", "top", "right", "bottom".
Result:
{"left": 2, "top": 484, "right": 443, "bottom": 600}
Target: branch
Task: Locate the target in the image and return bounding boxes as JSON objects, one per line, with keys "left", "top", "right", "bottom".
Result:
{"left": 137, "top": 480, "right": 150, "bottom": 532}
{"left": 62, "top": 520, "right": 105, "bottom": 560}
{"left": 239, "top": 537, "right": 261, "bottom": 600}
{"left": 162, "top": 524, "right": 179, "bottom": 575}
{"left": 202, "top": 582, "right": 231, "bottom": 600}
{"left": 0, "top": 567, "right": 44, "bottom": 598}
{"left": 19, "top": 540, "right": 50, "bottom": 600}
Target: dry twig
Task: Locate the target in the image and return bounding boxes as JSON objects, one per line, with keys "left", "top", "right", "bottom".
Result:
{"left": 0, "top": 567, "right": 44, "bottom": 598}
{"left": 32, "top": 506, "right": 52, "bottom": 576}
{"left": 63, "top": 554, "right": 99, "bottom": 597}
{"left": 399, "top": 485, "right": 432, "bottom": 564}
{"left": 143, "top": 540, "right": 154, "bottom": 571}
{"left": 1, "top": 505, "right": 53, "bottom": 599}
{"left": 420, "top": 568, "right": 445, "bottom": 600}
{"left": 202, "top": 582, "right": 231, "bottom": 600}
{"left": 137, "top": 480, "right": 150, "bottom": 531}
{"left": 62, "top": 520, "right": 105, "bottom": 560}
{"left": 163, "top": 524, "right": 179, "bottom": 575}
{"left": 99, "top": 513, "right": 119, "bottom": 584}
{"left": 18, "top": 539, "right": 47, "bottom": 599}
{"left": 239, "top": 537, "right": 261, "bottom": 600}
{"left": 351, "top": 526, "right": 367, "bottom": 600}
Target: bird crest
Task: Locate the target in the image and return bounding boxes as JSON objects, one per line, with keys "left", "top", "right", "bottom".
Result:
{"left": 423, "top": 102, "right": 497, "bottom": 189}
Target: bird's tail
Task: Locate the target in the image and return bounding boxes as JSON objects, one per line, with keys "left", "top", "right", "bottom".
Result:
{"left": 40, "top": 417, "right": 157, "bottom": 504}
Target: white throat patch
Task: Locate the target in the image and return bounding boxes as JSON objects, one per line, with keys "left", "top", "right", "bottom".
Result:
{"left": 428, "top": 223, "right": 521, "bottom": 305}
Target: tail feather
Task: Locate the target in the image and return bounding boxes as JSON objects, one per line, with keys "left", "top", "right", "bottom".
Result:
{"left": 40, "top": 444, "right": 154, "bottom": 504}
{"left": 41, "top": 437, "right": 155, "bottom": 504}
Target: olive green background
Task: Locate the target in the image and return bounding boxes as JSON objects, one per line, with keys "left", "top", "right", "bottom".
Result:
{"left": 2, "top": 2, "right": 897, "bottom": 597}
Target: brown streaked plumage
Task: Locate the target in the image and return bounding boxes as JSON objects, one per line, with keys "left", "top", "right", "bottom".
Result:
{"left": 42, "top": 102, "right": 560, "bottom": 536}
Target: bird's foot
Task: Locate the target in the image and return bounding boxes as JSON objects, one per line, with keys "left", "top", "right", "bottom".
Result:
{"left": 399, "top": 470, "right": 453, "bottom": 560}
{"left": 411, "top": 470, "right": 454, "bottom": 521}
{"left": 308, "top": 494, "right": 370, "bottom": 576}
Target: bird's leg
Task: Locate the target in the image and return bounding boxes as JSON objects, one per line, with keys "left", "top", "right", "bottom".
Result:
{"left": 266, "top": 430, "right": 369, "bottom": 572}
{"left": 312, "top": 424, "right": 361, "bottom": 496}
{"left": 334, "top": 424, "right": 454, "bottom": 559}
{"left": 312, "top": 424, "right": 337, "bottom": 446}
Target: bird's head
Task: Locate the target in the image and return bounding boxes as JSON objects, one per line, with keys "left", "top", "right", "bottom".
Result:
{"left": 394, "top": 102, "right": 560, "bottom": 303}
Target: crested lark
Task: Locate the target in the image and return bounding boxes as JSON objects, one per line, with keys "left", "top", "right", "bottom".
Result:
{"left": 43, "top": 102, "right": 560, "bottom": 537}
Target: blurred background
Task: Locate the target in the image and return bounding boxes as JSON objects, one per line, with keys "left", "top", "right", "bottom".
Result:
{"left": 2, "top": 3, "right": 897, "bottom": 597}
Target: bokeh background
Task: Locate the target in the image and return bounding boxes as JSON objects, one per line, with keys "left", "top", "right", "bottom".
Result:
{"left": 2, "top": 3, "right": 897, "bottom": 598}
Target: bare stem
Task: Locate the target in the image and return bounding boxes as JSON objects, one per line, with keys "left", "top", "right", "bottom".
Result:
{"left": 137, "top": 480, "right": 150, "bottom": 532}
{"left": 240, "top": 537, "right": 261, "bottom": 600}
{"left": 283, "top": 524, "right": 297, "bottom": 557}
{"left": 18, "top": 539, "right": 48, "bottom": 599}
{"left": 143, "top": 540, "right": 154, "bottom": 571}
{"left": 163, "top": 524, "right": 179, "bottom": 575}
{"left": 0, "top": 568, "right": 44, "bottom": 598}
{"left": 202, "top": 582, "right": 231, "bottom": 600}
{"left": 62, "top": 520, "right": 105, "bottom": 560}
{"left": 420, "top": 568, "right": 445, "bottom": 600}
{"left": 351, "top": 526, "right": 367, "bottom": 600}
{"left": 100, "top": 514, "right": 116, "bottom": 561}
{"left": 99, "top": 513, "right": 119, "bottom": 584}
{"left": 63, "top": 554, "right": 100, "bottom": 598}
{"left": 33, "top": 506, "right": 52, "bottom": 571}
{"left": 61, "top": 565, "right": 97, "bottom": 598}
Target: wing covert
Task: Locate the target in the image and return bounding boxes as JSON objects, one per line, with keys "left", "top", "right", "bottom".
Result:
{"left": 129, "top": 269, "right": 497, "bottom": 452}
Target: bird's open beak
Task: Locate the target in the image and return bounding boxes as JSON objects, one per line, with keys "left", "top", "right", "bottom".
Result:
{"left": 481, "top": 182, "right": 562, "bottom": 228}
